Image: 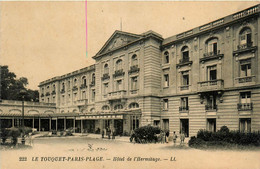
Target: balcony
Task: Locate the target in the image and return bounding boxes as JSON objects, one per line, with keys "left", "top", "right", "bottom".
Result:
{"left": 75, "top": 99, "right": 88, "bottom": 106}
{"left": 60, "top": 89, "right": 65, "bottom": 94}
{"left": 101, "top": 73, "right": 110, "bottom": 81}
{"left": 236, "top": 76, "right": 255, "bottom": 84}
{"left": 107, "top": 90, "right": 127, "bottom": 100}
{"left": 89, "top": 81, "right": 95, "bottom": 87}
{"left": 51, "top": 90, "right": 56, "bottom": 95}
{"left": 80, "top": 84, "right": 87, "bottom": 89}
{"left": 237, "top": 103, "right": 253, "bottom": 111}
{"left": 113, "top": 69, "right": 125, "bottom": 78}
{"left": 180, "top": 85, "right": 189, "bottom": 91}
{"left": 72, "top": 86, "right": 78, "bottom": 91}
{"left": 233, "top": 42, "right": 257, "bottom": 55}
{"left": 179, "top": 106, "right": 189, "bottom": 111}
{"left": 128, "top": 65, "right": 140, "bottom": 74}
{"left": 205, "top": 104, "right": 217, "bottom": 111}
{"left": 176, "top": 58, "right": 193, "bottom": 67}
{"left": 200, "top": 50, "right": 224, "bottom": 63}
{"left": 198, "top": 79, "right": 224, "bottom": 92}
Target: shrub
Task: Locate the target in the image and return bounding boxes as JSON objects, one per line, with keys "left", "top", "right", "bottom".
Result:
{"left": 188, "top": 136, "right": 205, "bottom": 147}
{"left": 65, "top": 128, "right": 73, "bottom": 136}
{"left": 0, "top": 128, "right": 9, "bottom": 144}
{"left": 133, "top": 125, "right": 160, "bottom": 143}
{"left": 8, "top": 127, "right": 21, "bottom": 145}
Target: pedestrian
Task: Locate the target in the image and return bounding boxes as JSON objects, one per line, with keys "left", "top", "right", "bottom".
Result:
{"left": 173, "top": 131, "right": 177, "bottom": 146}
{"left": 161, "top": 130, "right": 165, "bottom": 144}
{"left": 165, "top": 130, "right": 169, "bottom": 143}
{"left": 102, "top": 128, "right": 105, "bottom": 138}
{"left": 180, "top": 132, "right": 185, "bottom": 145}
{"left": 107, "top": 128, "right": 111, "bottom": 139}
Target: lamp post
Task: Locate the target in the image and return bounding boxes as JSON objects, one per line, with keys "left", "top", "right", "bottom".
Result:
{"left": 20, "top": 89, "right": 27, "bottom": 145}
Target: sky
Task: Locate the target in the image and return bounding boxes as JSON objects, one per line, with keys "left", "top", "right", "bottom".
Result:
{"left": 1, "top": 1, "right": 259, "bottom": 90}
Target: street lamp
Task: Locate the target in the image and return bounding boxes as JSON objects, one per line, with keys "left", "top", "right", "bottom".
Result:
{"left": 20, "top": 89, "right": 27, "bottom": 145}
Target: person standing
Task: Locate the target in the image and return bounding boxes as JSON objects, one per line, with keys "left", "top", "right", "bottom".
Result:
{"left": 180, "top": 132, "right": 185, "bottom": 145}
{"left": 173, "top": 131, "right": 177, "bottom": 146}
{"left": 161, "top": 130, "right": 165, "bottom": 144}
{"left": 165, "top": 130, "right": 169, "bottom": 143}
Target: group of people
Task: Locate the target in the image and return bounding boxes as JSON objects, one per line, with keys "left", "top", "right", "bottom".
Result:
{"left": 101, "top": 127, "right": 115, "bottom": 139}
{"left": 172, "top": 131, "right": 186, "bottom": 146}
{"left": 158, "top": 130, "right": 170, "bottom": 143}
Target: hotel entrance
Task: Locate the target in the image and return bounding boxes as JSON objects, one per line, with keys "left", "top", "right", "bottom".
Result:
{"left": 180, "top": 119, "right": 189, "bottom": 137}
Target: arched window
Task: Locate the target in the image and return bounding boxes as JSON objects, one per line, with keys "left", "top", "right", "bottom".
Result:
{"left": 181, "top": 46, "right": 189, "bottom": 62}
{"left": 82, "top": 76, "right": 87, "bottom": 86}
{"left": 164, "top": 51, "right": 169, "bottom": 64}
{"left": 90, "top": 108, "right": 95, "bottom": 113}
{"left": 114, "top": 104, "right": 123, "bottom": 110}
{"left": 104, "top": 64, "right": 109, "bottom": 74}
{"left": 74, "top": 78, "right": 77, "bottom": 86}
{"left": 116, "top": 59, "right": 123, "bottom": 70}
{"left": 206, "top": 38, "right": 218, "bottom": 55}
{"left": 239, "top": 27, "right": 252, "bottom": 46}
{"left": 102, "top": 105, "right": 110, "bottom": 111}
{"left": 62, "top": 83, "right": 65, "bottom": 91}
{"left": 131, "top": 54, "right": 138, "bottom": 66}
{"left": 129, "top": 102, "right": 139, "bottom": 109}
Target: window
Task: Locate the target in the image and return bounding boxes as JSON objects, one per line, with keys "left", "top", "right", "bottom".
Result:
{"left": 206, "top": 95, "right": 217, "bottom": 110}
{"left": 53, "top": 84, "right": 55, "bottom": 91}
{"left": 164, "top": 74, "right": 169, "bottom": 87}
{"left": 102, "top": 105, "right": 110, "bottom": 111}
{"left": 164, "top": 51, "right": 169, "bottom": 64}
{"left": 62, "top": 83, "right": 65, "bottom": 91}
{"left": 239, "top": 28, "right": 252, "bottom": 46}
{"left": 104, "top": 64, "right": 109, "bottom": 74}
{"left": 129, "top": 102, "right": 139, "bottom": 109}
{"left": 163, "top": 99, "right": 169, "bottom": 110}
{"left": 207, "top": 38, "right": 218, "bottom": 55}
{"left": 47, "top": 86, "right": 50, "bottom": 92}
{"left": 82, "top": 91, "right": 86, "bottom": 99}
{"left": 180, "top": 97, "right": 189, "bottom": 111}
{"left": 68, "top": 81, "right": 70, "bottom": 89}
{"left": 181, "top": 46, "right": 189, "bottom": 62}
{"left": 182, "top": 71, "right": 189, "bottom": 86}
{"left": 74, "top": 78, "right": 77, "bottom": 86}
{"left": 240, "top": 59, "right": 251, "bottom": 77}
{"left": 53, "top": 96, "right": 55, "bottom": 103}
{"left": 207, "top": 65, "right": 217, "bottom": 81}
{"left": 116, "top": 80, "right": 122, "bottom": 91}
{"left": 103, "top": 83, "right": 108, "bottom": 94}
{"left": 240, "top": 118, "right": 251, "bottom": 133}
{"left": 132, "top": 54, "right": 138, "bottom": 66}
{"left": 116, "top": 59, "right": 123, "bottom": 70}
{"left": 114, "top": 104, "right": 123, "bottom": 110}
{"left": 238, "top": 92, "right": 252, "bottom": 110}
{"left": 42, "top": 87, "right": 44, "bottom": 93}
{"left": 92, "top": 73, "right": 95, "bottom": 83}
{"left": 207, "top": 119, "right": 216, "bottom": 132}
{"left": 82, "top": 76, "right": 87, "bottom": 86}
{"left": 131, "top": 76, "right": 138, "bottom": 90}
{"left": 154, "top": 120, "right": 160, "bottom": 126}
{"left": 92, "top": 89, "right": 95, "bottom": 102}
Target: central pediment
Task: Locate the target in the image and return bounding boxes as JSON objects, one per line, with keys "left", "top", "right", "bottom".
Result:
{"left": 95, "top": 30, "right": 143, "bottom": 57}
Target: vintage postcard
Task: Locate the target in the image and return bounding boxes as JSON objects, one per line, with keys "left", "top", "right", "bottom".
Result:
{"left": 1, "top": 1, "right": 260, "bottom": 169}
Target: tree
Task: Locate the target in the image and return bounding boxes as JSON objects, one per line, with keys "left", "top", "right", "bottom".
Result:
{"left": 0, "top": 65, "right": 39, "bottom": 101}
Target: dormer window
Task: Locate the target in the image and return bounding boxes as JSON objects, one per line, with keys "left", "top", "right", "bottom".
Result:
{"left": 239, "top": 27, "right": 252, "bottom": 46}
{"left": 181, "top": 46, "right": 189, "bottom": 63}
{"left": 164, "top": 51, "right": 169, "bottom": 64}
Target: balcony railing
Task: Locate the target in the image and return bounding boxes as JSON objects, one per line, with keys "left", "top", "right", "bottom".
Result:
{"left": 237, "top": 42, "right": 253, "bottom": 50}
{"left": 205, "top": 104, "right": 217, "bottom": 111}
{"left": 51, "top": 90, "right": 56, "bottom": 95}
{"left": 198, "top": 79, "right": 224, "bottom": 92}
{"left": 72, "top": 86, "right": 78, "bottom": 91}
{"left": 180, "top": 85, "right": 189, "bottom": 91}
{"left": 89, "top": 81, "right": 95, "bottom": 87}
{"left": 75, "top": 99, "right": 88, "bottom": 106}
{"left": 200, "top": 50, "right": 224, "bottom": 63}
{"left": 128, "top": 65, "right": 140, "bottom": 74}
{"left": 179, "top": 58, "right": 190, "bottom": 64}
{"left": 101, "top": 73, "right": 110, "bottom": 81}
{"left": 237, "top": 103, "right": 253, "bottom": 111}
{"left": 113, "top": 69, "right": 125, "bottom": 78}
{"left": 179, "top": 106, "right": 189, "bottom": 111}
{"left": 203, "top": 50, "right": 220, "bottom": 58}
{"left": 80, "top": 84, "right": 87, "bottom": 89}
{"left": 107, "top": 90, "right": 127, "bottom": 100}
{"left": 236, "top": 76, "right": 255, "bottom": 84}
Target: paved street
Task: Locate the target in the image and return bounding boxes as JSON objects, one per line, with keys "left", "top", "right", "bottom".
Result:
{"left": 1, "top": 136, "right": 260, "bottom": 169}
